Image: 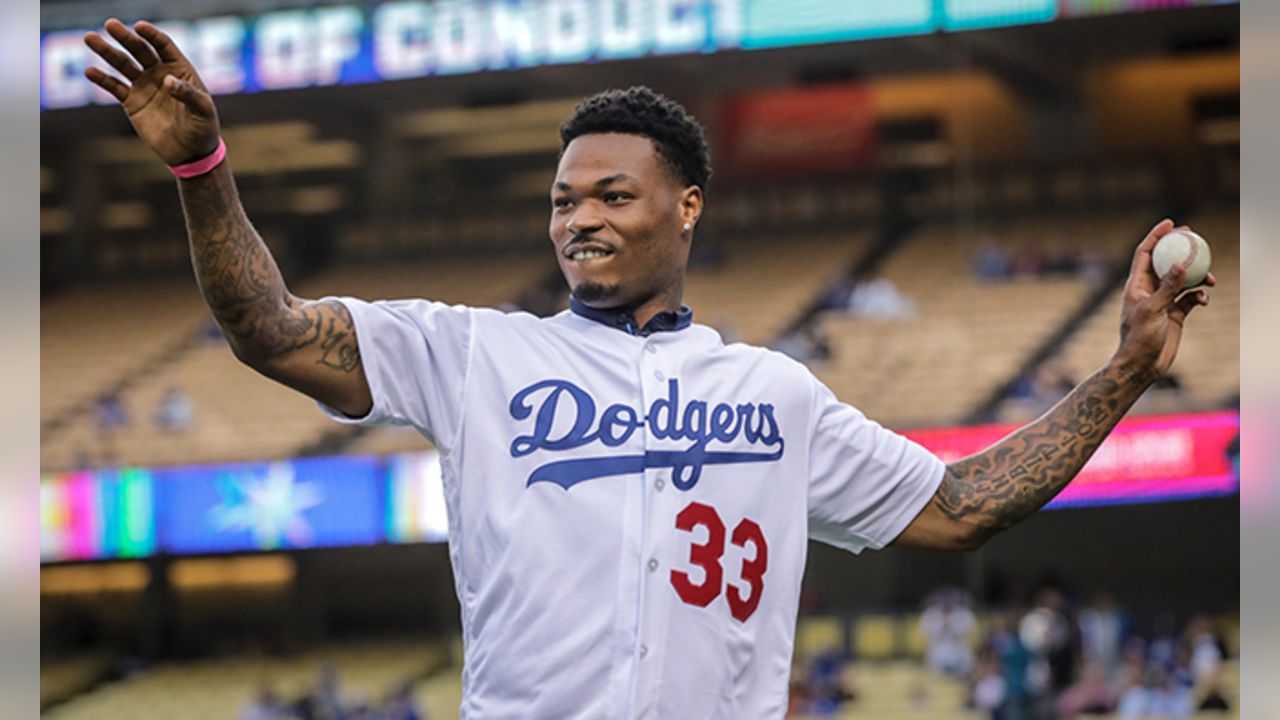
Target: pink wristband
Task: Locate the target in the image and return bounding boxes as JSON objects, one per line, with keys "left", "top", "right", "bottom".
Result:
{"left": 169, "top": 138, "right": 227, "bottom": 179}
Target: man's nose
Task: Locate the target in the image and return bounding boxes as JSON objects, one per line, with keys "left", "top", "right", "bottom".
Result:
{"left": 566, "top": 203, "right": 605, "bottom": 235}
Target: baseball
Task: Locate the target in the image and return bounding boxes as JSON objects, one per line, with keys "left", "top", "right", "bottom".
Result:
{"left": 1152, "top": 229, "right": 1211, "bottom": 289}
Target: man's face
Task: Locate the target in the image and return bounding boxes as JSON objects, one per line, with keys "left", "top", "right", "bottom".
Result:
{"left": 550, "top": 133, "right": 700, "bottom": 309}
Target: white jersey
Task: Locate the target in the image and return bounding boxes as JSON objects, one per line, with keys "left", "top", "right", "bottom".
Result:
{"left": 320, "top": 297, "right": 944, "bottom": 719}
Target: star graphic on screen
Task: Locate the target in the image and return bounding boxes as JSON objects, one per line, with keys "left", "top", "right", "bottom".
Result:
{"left": 209, "top": 462, "right": 324, "bottom": 549}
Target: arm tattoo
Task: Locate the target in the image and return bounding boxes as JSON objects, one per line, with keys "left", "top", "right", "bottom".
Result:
{"left": 935, "top": 365, "right": 1147, "bottom": 537}
{"left": 178, "top": 167, "right": 360, "bottom": 373}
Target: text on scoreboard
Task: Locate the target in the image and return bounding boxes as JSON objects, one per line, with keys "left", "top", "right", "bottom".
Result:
{"left": 41, "top": 0, "right": 1236, "bottom": 110}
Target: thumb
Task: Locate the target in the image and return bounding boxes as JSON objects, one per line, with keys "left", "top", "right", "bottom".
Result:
{"left": 163, "top": 75, "right": 214, "bottom": 117}
{"left": 1152, "top": 261, "right": 1186, "bottom": 306}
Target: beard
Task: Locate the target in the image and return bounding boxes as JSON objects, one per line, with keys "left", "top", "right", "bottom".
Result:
{"left": 571, "top": 280, "right": 622, "bottom": 305}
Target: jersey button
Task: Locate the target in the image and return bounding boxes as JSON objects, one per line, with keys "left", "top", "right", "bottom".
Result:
{"left": 647, "top": 558, "right": 659, "bottom": 572}
{"left": 645, "top": 343, "right": 657, "bottom": 354}
{"left": 639, "top": 645, "right": 649, "bottom": 658}
{"left": 654, "top": 477, "right": 665, "bottom": 492}
{"left": 654, "top": 370, "right": 665, "bottom": 381}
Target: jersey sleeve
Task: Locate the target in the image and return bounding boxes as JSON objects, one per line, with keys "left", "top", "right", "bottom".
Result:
{"left": 315, "top": 296, "right": 473, "bottom": 451}
{"left": 806, "top": 376, "right": 945, "bottom": 554}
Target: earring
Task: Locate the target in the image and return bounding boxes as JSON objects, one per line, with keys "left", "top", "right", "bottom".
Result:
{"left": 683, "top": 223, "right": 692, "bottom": 232}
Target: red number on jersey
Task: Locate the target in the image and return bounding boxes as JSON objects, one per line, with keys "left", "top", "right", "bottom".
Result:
{"left": 726, "top": 518, "right": 768, "bottom": 622}
{"left": 670, "top": 502, "right": 725, "bottom": 607}
{"left": 670, "top": 502, "right": 769, "bottom": 622}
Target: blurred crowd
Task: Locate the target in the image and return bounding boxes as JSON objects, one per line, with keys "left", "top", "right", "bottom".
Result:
{"left": 240, "top": 665, "right": 425, "bottom": 720}
{"left": 951, "top": 587, "right": 1231, "bottom": 720}
{"left": 786, "top": 587, "right": 1233, "bottom": 720}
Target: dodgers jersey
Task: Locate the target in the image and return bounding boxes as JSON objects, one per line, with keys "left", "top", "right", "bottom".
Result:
{"left": 320, "top": 296, "right": 944, "bottom": 719}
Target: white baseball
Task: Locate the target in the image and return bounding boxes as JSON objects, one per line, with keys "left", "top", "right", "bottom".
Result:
{"left": 1151, "top": 230, "right": 1211, "bottom": 289}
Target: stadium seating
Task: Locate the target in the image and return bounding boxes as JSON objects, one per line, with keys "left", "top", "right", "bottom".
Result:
{"left": 1048, "top": 208, "right": 1239, "bottom": 415}
{"left": 41, "top": 638, "right": 447, "bottom": 720}
{"left": 814, "top": 214, "right": 1145, "bottom": 428}
{"left": 682, "top": 230, "right": 868, "bottom": 347}
{"left": 40, "top": 280, "right": 208, "bottom": 425}
{"left": 40, "top": 253, "right": 553, "bottom": 471}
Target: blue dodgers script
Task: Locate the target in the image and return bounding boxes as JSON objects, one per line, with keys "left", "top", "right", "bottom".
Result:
{"left": 509, "top": 379, "right": 785, "bottom": 491}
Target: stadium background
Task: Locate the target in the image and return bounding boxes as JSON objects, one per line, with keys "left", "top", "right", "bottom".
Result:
{"left": 38, "top": 1, "right": 1240, "bottom": 718}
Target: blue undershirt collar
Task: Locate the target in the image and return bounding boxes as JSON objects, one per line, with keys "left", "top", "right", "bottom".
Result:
{"left": 569, "top": 296, "right": 693, "bottom": 336}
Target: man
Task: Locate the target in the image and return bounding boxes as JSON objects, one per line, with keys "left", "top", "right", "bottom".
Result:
{"left": 84, "top": 19, "right": 1212, "bottom": 719}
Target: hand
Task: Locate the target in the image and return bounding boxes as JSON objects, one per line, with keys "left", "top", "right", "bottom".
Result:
{"left": 1112, "top": 218, "right": 1215, "bottom": 384}
{"left": 83, "top": 19, "right": 221, "bottom": 166}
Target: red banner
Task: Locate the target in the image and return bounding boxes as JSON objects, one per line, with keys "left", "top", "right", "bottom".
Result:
{"left": 904, "top": 411, "right": 1239, "bottom": 508}
{"left": 718, "top": 84, "right": 877, "bottom": 176}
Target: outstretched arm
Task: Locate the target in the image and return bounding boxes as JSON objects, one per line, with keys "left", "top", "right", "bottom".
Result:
{"left": 84, "top": 19, "right": 371, "bottom": 416}
{"left": 892, "top": 219, "right": 1214, "bottom": 551}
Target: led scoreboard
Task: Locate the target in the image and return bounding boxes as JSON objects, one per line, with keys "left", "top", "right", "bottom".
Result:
{"left": 40, "top": 0, "right": 1236, "bottom": 110}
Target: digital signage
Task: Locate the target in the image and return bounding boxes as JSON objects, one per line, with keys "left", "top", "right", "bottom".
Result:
{"left": 905, "top": 410, "right": 1240, "bottom": 509}
{"left": 40, "top": 0, "right": 1238, "bottom": 110}
{"left": 386, "top": 451, "right": 450, "bottom": 543}
{"left": 41, "top": 468, "right": 156, "bottom": 562}
{"left": 39, "top": 411, "right": 1238, "bottom": 562}
{"left": 155, "top": 456, "right": 383, "bottom": 554}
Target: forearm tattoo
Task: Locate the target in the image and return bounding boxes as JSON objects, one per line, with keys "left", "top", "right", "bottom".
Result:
{"left": 178, "top": 168, "right": 360, "bottom": 373}
{"left": 935, "top": 366, "right": 1146, "bottom": 535}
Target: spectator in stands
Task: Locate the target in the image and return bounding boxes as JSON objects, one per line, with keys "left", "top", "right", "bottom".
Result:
{"left": 1185, "top": 615, "right": 1224, "bottom": 687}
{"left": 846, "top": 276, "right": 917, "bottom": 319}
{"left": 94, "top": 390, "right": 128, "bottom": 464}
{"left": 772, "top": 324, "right": 831, "bottom": 365}
{"left": 989, "top": 612, "right": 1033, "bottom": 720}
{"left": 1078, "top": 592, "right": 1129, "bottom": 682}
{"left": 1012, "top": 249, "right": 1048, "bottom": 278}
{"left": 240, "top": 682, "right": 288, "bottom": 720}
{"left": 1019, "top": 588, "right": 1076, "bottom": 718}
{"left": 153, "top": 383, "right": 194, "bottom": 432}
{"left": 1055, "top": 662, "right": 1118, "bottom": 717}
{"left": 1116, "top": 663, "right": 1194, "bottom": 719}
{"left": 920, "top": 587, "right": 977, "bottom": 679}
{"left": 310, "top": 663, "right": 348, "bottom": 720}
{"left": 382, "top": 680, "right": 426, "bottom": 720}
{"left": 970, "top": 651, "right": 1008, "bottom": 720}
{"left": 1079, "top": 248, "right": 1111, "bottom": 290}
{"left": 973, "top": 243, "right": 1013, "bottom": 281}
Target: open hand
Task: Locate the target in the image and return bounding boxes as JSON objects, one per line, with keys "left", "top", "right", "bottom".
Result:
{"left": 83, "top": 19, "right": 221, "bottom": 166}
{"left": 1113, "top": 218, "right": 1215, "bottom": 383}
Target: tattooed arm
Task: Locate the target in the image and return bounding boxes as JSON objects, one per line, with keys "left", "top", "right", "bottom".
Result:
{"left": 179, "top": 165, "right": 372, "bottom": 416}
{"left": 891, "top": 220, "right": 1214, "bottom": 551}
{"left": 84, "top": 19, "right": 371, "bottom": 416}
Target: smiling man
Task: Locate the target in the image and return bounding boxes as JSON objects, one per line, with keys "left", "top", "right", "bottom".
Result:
{"left": 85, "top": 19, "right": 1213, "bottom": 720}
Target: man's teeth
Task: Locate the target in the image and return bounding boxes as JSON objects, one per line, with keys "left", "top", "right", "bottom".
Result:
{"left": 572, "top": 250, "right": 610, "bottom": 261}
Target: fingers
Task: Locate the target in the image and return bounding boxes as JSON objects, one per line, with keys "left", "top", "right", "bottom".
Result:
{"left": 1170, "top": 289, "right": 1209, "bottom": 324}
{"left": 84, "top": 66, "right": 129, "bottom": 102}
{"left": 1129, "top": 218, "right": 1176, "bottom": 278}
{"left": 163, "top": 75, "right": 215, "bottom": 117}
{"left": 84, "top": 32, "right": 142, "bottom": 80}
{"left": 1151, "top": 259, "right": 1187, "bottom": 306}
{"left": 105, "top": 18, "right": 161, "bottom": 69}
{"left": 135, "top": 21, "right": 187, "bottom": 64}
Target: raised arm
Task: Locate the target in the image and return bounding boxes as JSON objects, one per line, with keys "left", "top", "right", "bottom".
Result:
{"left": 83, "top": 19, "right": 371, "bottom": 417}
{"left": 892, "top": 219, "right": 1214, "bottom": 551}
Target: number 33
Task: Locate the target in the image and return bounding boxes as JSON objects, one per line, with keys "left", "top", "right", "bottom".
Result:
{"left": 670, "top": 501, "right": 768, "bottom": 622}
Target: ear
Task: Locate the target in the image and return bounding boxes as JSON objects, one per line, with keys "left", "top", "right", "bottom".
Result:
{"left": 679, "top": 185, "right": 703, "bottom": 235}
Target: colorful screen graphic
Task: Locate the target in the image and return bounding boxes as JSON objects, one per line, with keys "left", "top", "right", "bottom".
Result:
{"left": 39, "top": 0, "right": 1237, "bottom": 109}
{"left": 156, "top": 456, "right": 383, "bottom": 554}
{"left": 41, "top": 468, "right": 156, "bottom": 562}
{"left": 386, "top": 451, "right": 450, "bottom": 543}
{"left": 905, "top": 410, "right": 1240, "bottom": 509}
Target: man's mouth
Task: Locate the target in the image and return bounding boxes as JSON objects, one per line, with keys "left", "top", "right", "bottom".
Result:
{"left": 570, "top": 248, "right": 614, "bottom": 262}
{"left": 564, "top": 242, "right": 616, "bottom": 263}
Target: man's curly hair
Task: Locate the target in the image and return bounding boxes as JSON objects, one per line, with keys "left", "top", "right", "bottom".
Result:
{"left": 559, "top": 86, "right": 711, "bottom": 194}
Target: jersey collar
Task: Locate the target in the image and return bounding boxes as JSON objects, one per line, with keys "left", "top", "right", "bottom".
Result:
{"left": 569, "top": 296, "right": 693, "bottom": 336}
